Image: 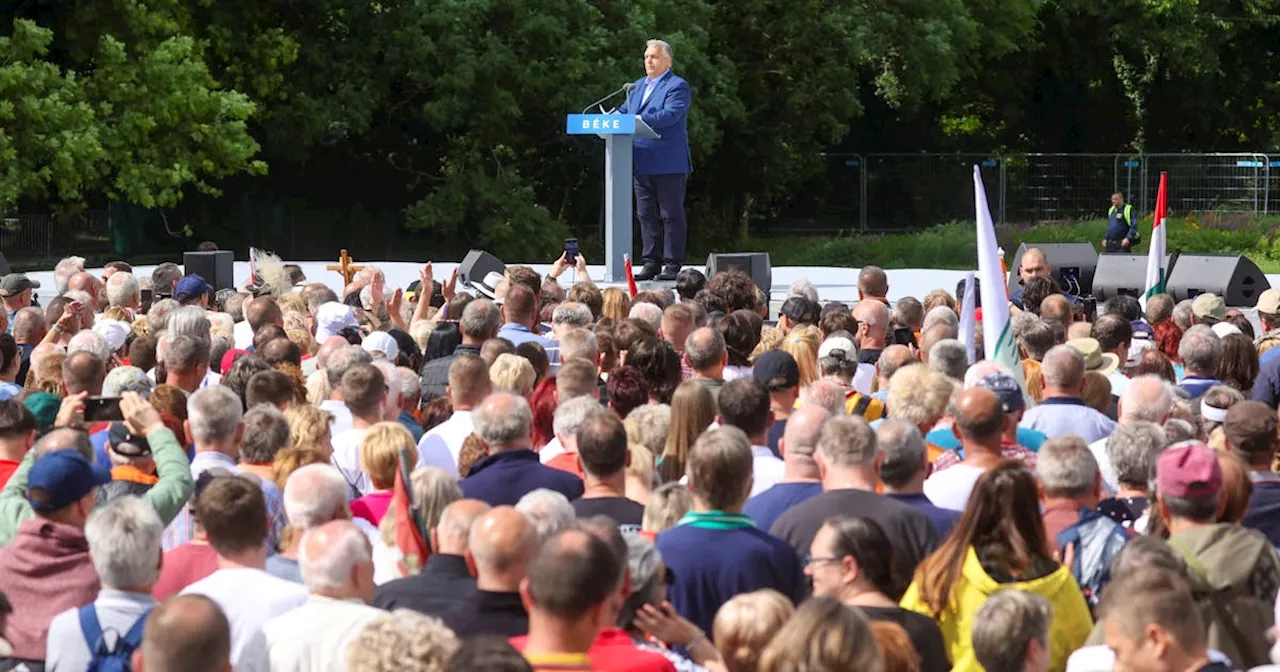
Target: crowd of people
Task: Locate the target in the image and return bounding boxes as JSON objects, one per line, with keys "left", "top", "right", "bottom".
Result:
{"left": 0, "top": 246, "right": 1278, "bottom": 672}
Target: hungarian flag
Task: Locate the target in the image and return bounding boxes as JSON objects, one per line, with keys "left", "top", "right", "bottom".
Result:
{"left": 624, "top": 253, "right": 638, "bottom": 298}
{"left": 1142, "top": 172, "right": 1168, "bottom": 309}
{"left": 974, "top": 166, "right": 1023, "bottom": 380}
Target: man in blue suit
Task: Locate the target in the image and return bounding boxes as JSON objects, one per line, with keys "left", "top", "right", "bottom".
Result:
{"left": 617, "top": 39, "right": 692, "bottom": 282}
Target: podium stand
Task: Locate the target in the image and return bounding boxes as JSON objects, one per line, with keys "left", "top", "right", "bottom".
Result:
{"left": 567, "top": 113, "right": 659, "bottom": 282}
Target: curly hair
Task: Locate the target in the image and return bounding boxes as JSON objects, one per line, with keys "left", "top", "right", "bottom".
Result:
{"left": 705, "top": 268, "right": 761, "bottom": 314}
{"left": 347, "top": 609, "right": 459, "bottom": 672}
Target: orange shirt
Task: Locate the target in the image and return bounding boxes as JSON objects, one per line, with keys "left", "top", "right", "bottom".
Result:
{"left": 545, "top": 453, "right": 585, "bottom": 479}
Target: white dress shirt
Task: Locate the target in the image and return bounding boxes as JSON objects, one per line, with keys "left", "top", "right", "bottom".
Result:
{"left": 262, "top": 594, "right": 385, "bottom": 672}
{"left": 181, "top": 568, "right": 308, "bottom": 672}
{"left": 750, "top": 445, "right": 785, "bottom": 498}
{"left": 415, "top": 410, "right": 473, "bottom": 476}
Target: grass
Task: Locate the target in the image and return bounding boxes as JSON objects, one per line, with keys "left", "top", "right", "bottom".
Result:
{"left": 740, "top": 214, "right": 1280, "bottom": 272}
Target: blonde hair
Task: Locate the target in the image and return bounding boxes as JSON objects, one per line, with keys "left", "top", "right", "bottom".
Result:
{"left": 642, "top": 482, "right": 691, "bottom": 535}
{"left": 102, "top": 306, "right": 132, "bottom": 323}
{"left": 286, "top": 328, "right": 318, "bottom": 357}
{"left": 758, "top": 596, "right": 882, "bottom": 672}
{"left": 781, "top": 325, "right": 821, "bottom": 388}
{"left": 26, "top": 351, "right": 66, "bottom": 395}
{"left": 713, "top": 589, "right": 795, "bottom": 672}
{"left": 346, "top": 609, "right": 459, "bottom": 672}
{"left": 278, "top": 293, "right": 307, "bottom": 316}
{"left": 751, "top": 325, "right": 785, "bottom": 363}
{"left": 661, "top": 381, "right": 716, "bottom": 483}
{"left": 409, "top": 320, "right": 434, "bottom": 351}
{"left": 1081, "top": 371, "right": 1112, "bottom": 414}
{"left": 1022, "top": 359, "right": 1044, "bottom": 402}
{"left": 283, "top": 311, "right": 309, "bottom": 335}
{"left": 272, "top": 447, "right": 330, "bottom": 491}
{"left": 627, "top": 442, "right": 655, "bottom": 488}
{"left": 602, "top": 287, "right": 632, "bottom": 321}
{"left": 360, "top": 422, "right": 413, "bottom": 490}
{"left": 490, "top": 353, "right": 536, "bottom": 396}
{"left": 886, "top": 365, "right": 954, "bottom": 428}
{"left": 625, "top": 403, "right": 671, "bottom": 456}
{"left": 923, "top": 289, "right": 957, "bottom": 314}
{"left": 306, "top": 369, "right": 331, "bottom": 408}
{"left": 285, "top": 404, "right": 334, "bottom": 454}
{"left": 131, "top": 317, "right": 150, "bottom": 337}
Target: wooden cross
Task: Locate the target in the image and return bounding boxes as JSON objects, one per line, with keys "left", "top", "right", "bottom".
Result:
{"left": 327, "top": 249, "right": 364, "bottom": 286}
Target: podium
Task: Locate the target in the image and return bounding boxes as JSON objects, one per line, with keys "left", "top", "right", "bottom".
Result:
{"left": 567, "top": 113, "right": 659, "bottom": 282}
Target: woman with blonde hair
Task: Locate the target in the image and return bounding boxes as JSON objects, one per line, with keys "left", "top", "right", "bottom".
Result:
{"left": 758, "top": 597, "right": 882, "bottom": 672}
{"left": 780, "top": 325, "right": 821, "bottom": 388}
{"left": 25, "top": 351, "right": 65, "bottom": 395}
{"left": 626, "top": 443, "right": 656, "bottom": 506}
{"left": 285, "top": 404, "right": 334, "bottom": 457}
{"left": 712, "top": 589, "right": 795, "bottom": 672}
{"left": 374, "top": 465, "right": 463, "bottom": 582}
{"left": 659, "top": 381, "right": 716, "bottom": 483}
{"left": 352, "top": 422, "right": 411, "bottom": 526}
{"left": 642, "top": 483, "right": 692, "bottom": 539}
{"left": 602, "top": 287, "right": 632, "bottom": 321}
{"left": 489, "top": 353, "right": 536, "bottom": 398}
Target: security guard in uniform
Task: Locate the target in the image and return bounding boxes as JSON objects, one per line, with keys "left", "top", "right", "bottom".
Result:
{"left": 1103, "top": 191, "right": 1139, "bottom": 253}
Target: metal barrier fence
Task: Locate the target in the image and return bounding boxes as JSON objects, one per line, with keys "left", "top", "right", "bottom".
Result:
{"left": 0, "top": 210, "right": 111, "bottom": 261}
{"left": 780, "top": 152, "right": 1275, "bottom": 233}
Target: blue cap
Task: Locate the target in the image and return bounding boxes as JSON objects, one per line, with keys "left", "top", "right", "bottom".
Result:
{"left": 27, "top": 449, "right": 112, "bottom": 512}
{"left": 174, "top": 273, "right": 214, "bottom": 303}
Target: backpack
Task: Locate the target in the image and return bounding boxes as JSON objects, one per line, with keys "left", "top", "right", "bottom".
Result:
{"left": 1057, "top": 508, "right": 1132, "bottom": 611}
{"left": 1169, "top": 539, "right": 1275, "bottom": 669}
{"left": 79, "top": 605, "right": 150, "bottom": 672}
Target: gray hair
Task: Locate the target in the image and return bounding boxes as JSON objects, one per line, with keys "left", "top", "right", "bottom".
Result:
{"left": 298, "top": 523, "right": 371, "bottom": 592}
{"left": 459, "top": 299, "right": 501, "bottom": 340}
{"left": 207, "top": 312, "right": 234, "bottom": 337}
{"left": 325, "top": 345, "right": 373, "bottom": 388}
{"left": 106, "top": 272, "right": 139, "bottom": 307}
{"left": 876, "top": 419, "right": 927, "bottom": 488}
{"left": 1178, "top": 325, "right": 1221, "bottom": 374}
{"left": 620, "top": 534, "right": 665, "bottom": 628}
{"left": 1163, "top": 418, "right": 1197, "bottom": 444}
{"left": 166, "top": 305, "right": 211, "bottom": 341}
{"left": 928, "top": 339, "right": 968, "bottom": 381}
{"left": 1041, "top": 344, "right": 1086, "bottom": 388}
{"left": 515, "top": 489, "right": 575, "bottom": 541}
{"left": 1107, "top": 421, "right": 1167, "bottom": 490}
{"left": 54, "top": 256, "right": 85, "bottom": 295}
{"left": 554, "top": 395, "right": 607, "bottom": 440}
{"left": 473, "top": 392, "right": 532, "bottom": 449}
{"left": 12, "top": 307, "right": 46, "bottom": 341}
{"left": 787, "top": 279, "right": 819, "bottom": 303}
{"left": 64, "top": 289, "right": 93, "bottom": 310}
{"left": 188, "top": 386, "right": 244, "bottom": 443}
{"left": 239, "top": 404, "right": 291, "bottom": 464}
{"left": 396, "top": 366, "right": 421, "bottom": 401}
{"left": 628, "top": 302, "right": 663, "bottom": 331}
{"left": 372, "top": 360, "right": 402, "bottom": 407}
{"left": 1172, "top": 299, "right": 1195, "bottom": 331}
{"left": 800, "top": 379, "right": 846, "bottom": 416}
{"left": 552, "top": 302, "right": 594, "bottom": 329}
{"left": 1016, "top": 318, "right": 1055, "bottom": 361}
{"left": 646, "top": 39, "right": 673, "bottom": 59}
{"left": 85, "top": 495, "right": 164, "bottom": 589}
{"left": 284, "top": 464, "right": 350, "bottom": 530}
{"left": 1119, "top": 375, "right": 1174, "bottom": 422}
{"left": 921, "top": 305, "right": 960, "bottom": 336}
{"left": 816, "top": 415, "right": 878, "bottom": 467}
{"left": 876, "top": 346, "right": 914, "bottom": 382}
{"left": 147, "top": 298, "right": 179, "bottom": 336}
{"left": 559, "top": 328, "right": 598, "bottom": 363}
{"left": 624, "top": 404, "right": 671, "bottom": 456}
{"left": 67, "top": 330, "right": 110, "bottom": 361}
{"left": 971, "top": 589, "right": 1052, "bottom": 672}
{"left": 1036, "top": 436, "right": 1098, "bottom": 498}
{"left": 164, "top": 335, "right": 210, "bottom": 373}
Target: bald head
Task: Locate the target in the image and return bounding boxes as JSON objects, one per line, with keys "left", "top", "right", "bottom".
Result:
{"left": 468, "top": 506, "right": 539, "bottom": 591}
{"left": 245, "top": 296, "right": 283, "bottom": 331}
{"left": 1042, "top": 344, "right": 1086, "bottom": 390}
{"left": 1118, "top": 375, "right": 1174, "bottom": 424}
{"left": 1020, "top": 248, "right": 1050, "bottom": 280}
{"left": 919, "top": 324, "right": 955, "bottom": 363}
{"left": 853, "top": 300, "right": 889, "bottom": 345}
{"left": 12, "top": 307, "right": 47, "bottom": 343}
{"left": 858, "top": 266, "right": 888, "bottom": 299}
{"left": 68, "top": 271, "right": 104, "bottom": 308}
{"left": 951, "top": 387, "right": 1005, "bottom": 442}
{"left": 684, "top": 327, "right": 726, "bottom": 373}
{"left": 314, "top": 336, "right": 348, "bottom": 368}
{"left": 137, "top": 594, "right": 231, "bottom": 672}
{"left": 1040, "top": 294, "right": 1071, "bottom": 325}
{"left": 435, "top": 499, "right": 491, "bottom": 555}
{"left": 62, "top": 350, "right": 105, "bottom": 395}
{"left": 781, "top": 405, "right": 829, "bottom": 478}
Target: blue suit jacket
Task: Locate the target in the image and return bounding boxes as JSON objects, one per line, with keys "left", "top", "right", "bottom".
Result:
{"left": 617, "top": 70, "right": 692, "bottom": 176}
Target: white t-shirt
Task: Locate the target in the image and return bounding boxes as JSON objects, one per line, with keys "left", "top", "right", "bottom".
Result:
{"left": 318, "top": 399, "right": 354, "bottom": 436}
{"left": 181, "top": 568, "right": 308, "bottom": 671}
{"left": 750, "top": 445, "right": 785, "bottom": 498}
{"left": 415, "top": 410, "right": 473, "bottom": 476}
{"left": 262, "top": 595, "right": 384, "bottom": 672}
{"left": 330, "top": 427, "right": 372, "bottom": 498}
{"left": 1088, "top": 435, "right": 1120, "bottom": 497}
{"left": 923, "top": 464, "right": 987, "bottom": 512}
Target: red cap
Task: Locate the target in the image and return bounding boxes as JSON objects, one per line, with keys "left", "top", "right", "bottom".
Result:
{"left": 1156, "top": 441, "right": 1223, "bottom": 499}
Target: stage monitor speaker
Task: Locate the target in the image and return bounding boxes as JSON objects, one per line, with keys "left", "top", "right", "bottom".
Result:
{"left": 1093, "top": 253, "right": 1170, "bottom": 303}
{"left": 183, "top": 251, "right": 234, "bottom": 291}
{"left": 706, "top": 252, "right": 771, "bottom": 299}
{"left": 0, "top": 251, "right": 9, "bottom": 277}
{"left": 458, "top": 250, "right": 507, "bottom": 297}
{"left": 1165, "top": 254, "right": 1270, "bottom": 307}
{"left": 1006, "top": 243, "right": 1098, "bottom": 297}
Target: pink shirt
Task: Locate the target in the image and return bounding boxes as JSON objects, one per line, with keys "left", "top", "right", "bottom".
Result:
{"left": 351, "top": 491, "right": 394, "bottom": 526}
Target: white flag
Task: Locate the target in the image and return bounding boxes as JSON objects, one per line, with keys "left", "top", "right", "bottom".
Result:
{"left": 974, "top": 166, "right": 1022, "bottom": 378}
{"left": 959, "top": 272, "right": 977, "bottom": 364}
{"left": 1141, "top": 172, "right": 1168, "bottom": 310}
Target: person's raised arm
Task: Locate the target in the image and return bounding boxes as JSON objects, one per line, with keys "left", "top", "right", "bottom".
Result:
{"left": 122, "top": 392, "right": 195, "bottom": 525}
{"left": 411, "top": 263, "right": 436, "bottom": 325}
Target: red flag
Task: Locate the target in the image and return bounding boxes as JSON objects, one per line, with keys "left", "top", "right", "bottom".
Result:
{"left": 391, "top": 449, "right": 429, "bottom": 575}
{"left": 624, "top": 253, "right": 638, "bottom": 298}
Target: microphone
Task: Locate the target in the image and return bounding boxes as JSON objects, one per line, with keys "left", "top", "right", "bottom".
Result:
{"left": 582, "top": 82, "right": 635, "bottom": 114}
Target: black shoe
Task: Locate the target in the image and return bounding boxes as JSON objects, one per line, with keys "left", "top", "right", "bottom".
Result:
{"left": 655, "top": 268, "right": 679, "bottom": 281}
{"left": 635, "top": 263, "right": 661, "bottom": 281}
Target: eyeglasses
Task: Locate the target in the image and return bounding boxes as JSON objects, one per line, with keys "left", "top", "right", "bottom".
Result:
{"left": 804, "top": 555, "right": 842, "bottom": 568}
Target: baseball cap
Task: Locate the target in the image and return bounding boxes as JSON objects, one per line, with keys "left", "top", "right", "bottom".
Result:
{"left": 973, "top": 371, "right": 1025, "bottom": 413}
{"left": 1156, "top": 441, "right": 1223, "bottom": 499}
{"left": 174, "top": 274, "right": 214, "bottom": 303}
{"left": 23, "top": 392, "right": 60, "bottom": 432}
{"left": 26, "top": 449, "right": 112, "bottom": 512}
{"left": 753, "top": 350, "right": 800, "bottom": 391}
{"left": 314, "top": 302, "right": 358, "bottom": 342}
{"left": 361, "top": 331, "right": 400, "bottom": 361}
{"left": 1066, "top": 337, "right": 1120, "bottom": 376}
{"left": 1223, "top": 401, "right": 1278, "bottom": 457}
{"left": 108, "top": 422, "right": 152, "bottom": 457}
{"left": 817, "top": 335, "right": 858, "bottom": 363}
{"left": 0, "top": 274, "right": 40, "bottom": 297}
{"left": 780, "top": 296, "right": 819, "bottom": 326}
{"left": 1191, "top": 293, "right": 1226, "bottom": 324}
{"left": 93, "top": 319, "right": 131, "bottom": 353}
{"left": 1258, "top": 289, "right": 1280, "bottom": 315}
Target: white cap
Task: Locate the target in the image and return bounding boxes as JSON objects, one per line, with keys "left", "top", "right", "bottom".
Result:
{"left": 315, "top": 302, "right": 358, "bottom": 342}
{"left": 817, "top": 335, "right": 858, "bottom": 362}
{"left": 92, "top": 319, "right": 130, "bottom": 353}
{"left": 361, "top": 331, "right": 399, "bottom": 362}
{"left": 1211, "top": 322, "right": 1242, "bottom": 339}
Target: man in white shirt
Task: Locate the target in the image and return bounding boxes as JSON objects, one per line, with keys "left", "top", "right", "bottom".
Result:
{"left": 923, "top": 388, "right": 1008, "bottom": 511}
{"left": 45, "top": 497, "right": 163, "bottom": 670}
{"left": 330, "top": 363, "right": 389, "bottom": 498}
{"left": 317, "top": 345, "right": 373, "bottom": 437}
{"left": 262, "top": 520, "right": 384, "bottom": 672}
{"left": 716, "top": 378, "right": 782, "bottom": 497}
{"left": 416, "top": 354, "right": 491, "bottom": 475}
{"left": 267, "top": 464, "right": 353, "bottom": 584}
{"left": 1088, "top": 376, "right": 1173, "bottom": 495}
{"left": 181, "top": 476, "right": 307, "bottom": 670}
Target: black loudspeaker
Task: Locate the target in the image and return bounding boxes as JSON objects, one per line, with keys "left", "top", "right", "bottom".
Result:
{"left": 1093, "top": 253, "right": 1170, "bottom": 302}
{"left": 183, "top": 251, "right": 234, "bottom": 291}
{"left": 1165, "top": 254, "right": 1271, "bottom": 307}
{"left": 458, "top": 250, "right": 507, "bottom": 297}
{"left": 1006, "top": 243, "right": 1099, "bottom": 297}
{"left": 706, "top": 252, "right": 772, "bottom": 298}
{"left": 0, "top": 251, "right": 9, "bottom": 277}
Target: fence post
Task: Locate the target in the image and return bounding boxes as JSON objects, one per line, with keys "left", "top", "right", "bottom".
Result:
{"left": 858, "top": 153, "right": 867, "bottom": 233}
